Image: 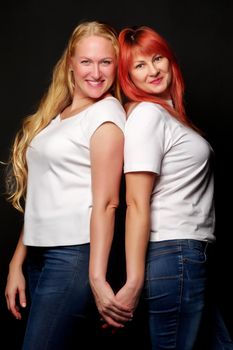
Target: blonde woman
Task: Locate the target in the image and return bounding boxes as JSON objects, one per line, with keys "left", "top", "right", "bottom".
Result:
{"left": 5, "top": 20, "right": 131, "bottom": 350}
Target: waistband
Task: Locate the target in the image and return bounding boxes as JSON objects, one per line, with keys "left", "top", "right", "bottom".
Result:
{"left": 148, "top": 239, "right": 209, "bottom": 250}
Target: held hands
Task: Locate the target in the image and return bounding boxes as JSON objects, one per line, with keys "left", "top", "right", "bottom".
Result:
{"left": 90, "top": 279, "right": 133, "bottom": 329}
{"left": 101, "top": 281, "right": 143, "bottom": 332}
{"left": 115, "top": 281, "right": 142, "bottom": 315}
{"left": 5, "top": 263, "right": 27, "bottom": 320}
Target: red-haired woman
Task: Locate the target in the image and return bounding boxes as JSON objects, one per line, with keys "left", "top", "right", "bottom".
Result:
{"left": 116, "top": 25, "right": 222, "bottom": 349}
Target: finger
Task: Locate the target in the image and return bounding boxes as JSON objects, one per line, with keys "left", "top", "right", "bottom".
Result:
{"left": 105, "top": 303, "right": 133, "bottom": 318}
{"left": 14, "top": 306, "right": 22, "bottom": 320}
{"left": 10, "top": 301, "right": 22, "bottom": 320}
{"left": 102, "top": 306, "right": 133, "bottom": 322}
{"left": 19, "top": 289, "right": 27, "bottom": 308}
{"left": 112, "top": 301, "right": 132, "bottom": 313}
{"left": 10, "top": 303, "right": 22, "bottom": 320}
{"left": 102, "top": 310, "right": 132, "bottom": 324}
{"left": 102, "top": 315, "right": 125, "bottom": 329}
{"left": 5, "top": 293, "right": 10, "bottom": 311}
{"left": 101, "top": 323, "right": 110, "bottom": 329}
{"left": 113, "top": 308, "right": 133, "bottom": 319}
{"left": 101, "top": 324, "right": 119, "bottom": 335}
{"left": 7, "top": 292, "right": 22, "bottom": 320}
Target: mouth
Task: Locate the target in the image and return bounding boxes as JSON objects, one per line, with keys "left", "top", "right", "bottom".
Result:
{"left": 150, "top": 77, "right": 163, "bottom": 85}
{"left": 86, "top": 80, "right": 105, "bottom": 87}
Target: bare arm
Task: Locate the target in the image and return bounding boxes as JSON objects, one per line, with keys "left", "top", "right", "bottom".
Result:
{"left": 89, "top": 122, "right": 132, "bottom": 328}
{"left": 5, "top": 228, "right": 28, "bottom": 319}
{"left": 116, "top": 172, "right": 156, "bottom": 312}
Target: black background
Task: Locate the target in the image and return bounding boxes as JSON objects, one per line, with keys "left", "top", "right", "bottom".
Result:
{"left": 0, "top": 0, "right": 233, "bottom": 348}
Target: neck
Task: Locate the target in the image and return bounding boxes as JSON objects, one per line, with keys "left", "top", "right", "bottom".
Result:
{"left": 70, "top": 96, "right": 94, "bottom": 112}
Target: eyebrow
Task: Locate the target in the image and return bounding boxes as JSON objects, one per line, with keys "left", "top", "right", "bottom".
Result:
{"left": 133, "top": 60, "right": 145, "bottom": 63}
{"left": 78, "top": 56, "right": 114, "bottom": 60}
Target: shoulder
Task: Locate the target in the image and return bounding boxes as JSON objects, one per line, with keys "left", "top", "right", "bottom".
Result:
{"left": 87, "top": 96, "right": 125, "bottom": 122}
{"left": 94, "top": 96, "right": 125, "bottom": 113}
{"left": 82, "top": 97, "right": 126, "bottom": 138}
{"left": 127, "top": 102, "right": 166, "bottom": 124}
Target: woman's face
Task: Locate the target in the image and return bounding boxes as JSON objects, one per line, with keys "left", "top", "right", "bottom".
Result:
{"left": 129, "top": 52, "right": 172, "bottom": 100}
{"left": 70, "top": 35, "right": 117, "bottom": 99}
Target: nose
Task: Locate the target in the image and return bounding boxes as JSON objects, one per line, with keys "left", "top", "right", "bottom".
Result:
{"left": 148, "top": 63, "right": 159, "bottom": 76}
{"left": 91, "top": 63, "right": 101, "bottom": 79}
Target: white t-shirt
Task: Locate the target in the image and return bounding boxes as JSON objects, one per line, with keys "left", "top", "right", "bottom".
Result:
{"left": 23, "top": 96, "right": 126, "bottom": 246}
{"left": 124, "top": 102, "right": 215, "bottom": 243}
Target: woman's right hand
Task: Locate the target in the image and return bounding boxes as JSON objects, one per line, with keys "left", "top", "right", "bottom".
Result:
{"left": 90, "top": 278, "right": 133, "bottom": 328}
{"left": 5, "top": 263, "right": 27, "bottom": 320}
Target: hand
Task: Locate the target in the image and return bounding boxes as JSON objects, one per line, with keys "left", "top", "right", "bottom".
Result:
{"left": 5, "top": 264, "right": 27, "bottom": 320}
{"left": 90, "top": 279, "right": 133, "bottom": 328}
{"left": 100, "top": 282, "right": 142, "bottom": 333}
{"left": 115, "top": 281, "right": 142, "bottom": 315}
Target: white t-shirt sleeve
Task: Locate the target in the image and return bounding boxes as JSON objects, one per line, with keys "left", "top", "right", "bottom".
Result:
{"left": 83, "top": 98, "right": 125, "bottom": 142}
{"left": 124, "top": 103, "right": 165, "bottom": 174}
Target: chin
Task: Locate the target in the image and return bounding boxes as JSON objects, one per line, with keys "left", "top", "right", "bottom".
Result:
{"left": 89, "top": 91, "right": 105, "bottom": 99}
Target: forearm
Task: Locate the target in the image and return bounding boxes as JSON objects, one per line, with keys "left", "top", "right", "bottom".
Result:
{"left": 89, "top": 204, "right": 116, "bottom": 284}
{"left": 9, "top": 229, "right": 27, "bottom": 270}
{"left": 125, "top": 204, "right": 150, "bottom": 291}
{"left": 114, "top": 203, "right": 150, "bottom": 313}
{"left": 6, "top": 228, "right": 28, "bottom": 319}
{"left": 88, "top": 123, "right": 128, "bottom": 326}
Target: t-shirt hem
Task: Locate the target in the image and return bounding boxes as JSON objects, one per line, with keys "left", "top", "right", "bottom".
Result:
{"left": 124, "top": 165, "right": 159, "bottom": 174}
{"left": 23, "top": 238, "right": 90, "bottom": 247}
{"left": 149, "top": 233, "right": 216, "bottom": 243}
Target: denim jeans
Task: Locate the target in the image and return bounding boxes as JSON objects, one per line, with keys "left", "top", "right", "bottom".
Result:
{"left": 22, "top": 244, "right": 96, "bottom": 350}
{"left": 144, "top": 239, "right": 208, "bottom": 350}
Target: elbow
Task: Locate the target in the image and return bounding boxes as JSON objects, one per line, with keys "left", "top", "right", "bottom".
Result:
{"left": 126, "top": 196, "right": 150, "bottom": 214}
{"left": 93, "top": 196, "right": 120, "bottom": 213}
{"left": 106, "top": 197, "right": 119, "bottom": 211}
{"left": 126, "top": 195, "right": 139, "bottom": 210}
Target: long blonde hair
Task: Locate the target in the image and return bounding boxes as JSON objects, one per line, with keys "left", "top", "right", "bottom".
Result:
{"left": 6, "top": 20, "right": 120, "bottom": 212}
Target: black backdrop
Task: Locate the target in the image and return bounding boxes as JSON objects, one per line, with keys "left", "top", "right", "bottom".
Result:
{"left": 0, "top": 0, "right": 233, "bottom": 349}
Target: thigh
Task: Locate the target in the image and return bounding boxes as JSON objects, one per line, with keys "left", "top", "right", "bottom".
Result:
{"left": 182, "top": 240, "right": 207, "bottom": 314}
{"left": 144, "top": 240, "right": 183, "bottom": 349}
{"left": 23, "top": 244, "right": 95, "bottom": 350}
{"left": 144, "top": 239, "right": 208, "bottom": 350}
{"left": 177, "top": 240, "right": 208, "bottom": 349}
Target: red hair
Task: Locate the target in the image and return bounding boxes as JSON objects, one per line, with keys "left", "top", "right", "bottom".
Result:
{"left": 118, "top": 26, "right": 197, "bottom": 129}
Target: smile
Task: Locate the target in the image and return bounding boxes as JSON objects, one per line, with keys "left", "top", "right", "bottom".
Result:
{"left": 150, "top": 77, "right": 163, "bottom": 85}
{"left": 86, "top": 80, "right": 104, "bottom": 87}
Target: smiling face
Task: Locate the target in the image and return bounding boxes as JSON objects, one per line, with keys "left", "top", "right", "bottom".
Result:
{"left": 69, "top": 35, "right": 117, "bottom": 100}
{"left": 129, "top": 52, "right": 172, "bottom": 100}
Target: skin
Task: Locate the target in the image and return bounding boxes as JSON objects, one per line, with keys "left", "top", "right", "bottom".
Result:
{"left": 5, "top": 230, "right": 27, "bottom": 320}
{"left": 69, "top": 35, "right": 117, "bottom": 104}
{"left": 115, "top": 172, "right": 156, "bottom": 311}
{"left": 89, "top": 123, "right": 131, "bottom": 328}
{"left": 129, "top": 53, "right": 172, "bottom": 100}
{"left": 5, "top": 34, "right": 131, "bottom": 328}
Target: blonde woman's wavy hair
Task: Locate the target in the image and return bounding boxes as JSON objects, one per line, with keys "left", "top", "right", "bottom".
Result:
{"left": 6, "top": 20, "right": 121, "bottom": 212}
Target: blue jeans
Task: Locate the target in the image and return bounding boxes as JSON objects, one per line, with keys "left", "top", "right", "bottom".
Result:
{"left": 22, "top": 244, "right": 96, "bottom": 350}
{"left": 144, "top": 239, "right": 208, "bottom": 350}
